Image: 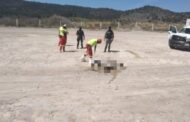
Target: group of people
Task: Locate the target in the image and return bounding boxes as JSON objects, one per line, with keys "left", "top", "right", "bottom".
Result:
{"left": 58, "top": 24, "right": 114, "bottom": 60}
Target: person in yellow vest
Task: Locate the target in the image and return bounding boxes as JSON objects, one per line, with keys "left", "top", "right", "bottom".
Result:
{"left": 84, "top": 38, "right": 102, "bottom": 59}
{"left": 58, "top": 24, "right": 68, "bottom": 52}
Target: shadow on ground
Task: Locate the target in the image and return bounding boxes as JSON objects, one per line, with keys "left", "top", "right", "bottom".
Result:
{"left": 65, "top": 50, "right": 78, "bottom": 52}
{"left": 66, "top": 44, "right": 75, "bottom": 47}
{"left": 109, "top": 50, "right": 120, "bottom": 53}
{"left": 125, "top": 50, "right": 141, "bottom": 58}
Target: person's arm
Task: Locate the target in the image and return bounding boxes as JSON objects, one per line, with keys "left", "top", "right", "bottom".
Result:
{"left": 94, "top": 45, "right": 97, "bottom": 53}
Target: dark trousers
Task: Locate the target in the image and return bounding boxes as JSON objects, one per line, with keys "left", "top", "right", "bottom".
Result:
{"left": 77, "top": 37, "right": 83, "bottom": 48}
{"left": 104, "top": 39, "right": 113, "bottom": 52}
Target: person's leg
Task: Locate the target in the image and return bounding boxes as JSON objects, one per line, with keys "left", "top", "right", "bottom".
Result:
{"left": 89, "top": 47, "right": 93, "bottom": 58}
{"left": 60, "top": 45, "right": 63, "bottom": 53}
{"left": 59, "top": 36, "right": 63, "bottom": 53}
{"left": 63, "top": 37, "right": 66, "bottom": 52}
{"left": 88, "top": 47, "right": 93, "bottom": 64}
{"left": 58, "top": 36, "right": 62, "bottom": 46}
{"left": 108, "top": 40, "right": 112, "bottom": 52}
{"left": 77, "top": 39, "right": 79, "bottom": 49}
{"left": 108, "top": 44, "right": 110, "bottom": 52}
{"left": 64, "top": 46, "right": 66, "bottom": 52}
{"left": 86, "top": 45, "right": 93, "bottom": 58}
{"left": 104, "top": 40, "right": 108, "bottom": 52}
{"left": 81, "top": 38, "right": 83, "bottom": 48}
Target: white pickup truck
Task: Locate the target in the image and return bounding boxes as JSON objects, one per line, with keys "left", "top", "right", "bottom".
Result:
{"left": 168, "top": 25, "right": 190, "bottom": 49}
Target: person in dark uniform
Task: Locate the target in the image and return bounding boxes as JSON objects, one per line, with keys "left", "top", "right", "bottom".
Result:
{"left": 104, "top": 26, "right": 114, "bottom": 52}
{"left": 76, "top": 26, "right": 85, "bottom": 49}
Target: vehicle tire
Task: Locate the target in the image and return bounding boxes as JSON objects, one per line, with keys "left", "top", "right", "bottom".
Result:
{"left": 169, "top": 39, "right": 175, "bottom": 49}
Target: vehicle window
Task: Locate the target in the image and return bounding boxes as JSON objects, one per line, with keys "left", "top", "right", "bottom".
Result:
{"left": 185, "top": 28, "right": 190, "bottom": 34}
{"left": 179, "top": 28, "right": 185, "bottom": 33}
{"left": 170, "top": 26, "right": 177, "bottom": 33}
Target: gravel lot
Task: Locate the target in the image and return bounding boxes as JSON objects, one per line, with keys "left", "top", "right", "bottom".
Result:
{"left": 0, "top": 27, "right": 190, "bottom": 122}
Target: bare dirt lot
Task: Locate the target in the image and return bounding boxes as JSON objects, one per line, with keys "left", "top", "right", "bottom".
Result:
{"left": 0, "top": 27, "right": 190, "bottom": 122}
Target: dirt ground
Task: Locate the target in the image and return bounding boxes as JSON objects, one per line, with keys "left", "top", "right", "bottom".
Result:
{"left": 0, "top": 27, "right": 190, "bottom": 122}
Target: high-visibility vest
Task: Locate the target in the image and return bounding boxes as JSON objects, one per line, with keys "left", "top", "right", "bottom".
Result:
{"left": 59, "top": 26, "right": 64, "bottom": 36}
{"left": 64, "top": 29, "right": 68, "bottom": 35}
{"left": 87, "top": 39, "right": 97, "bottom": 46}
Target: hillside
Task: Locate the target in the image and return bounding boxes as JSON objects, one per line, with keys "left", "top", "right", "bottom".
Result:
{"left": 0, "top": 0, "right": 190, "bottom": 23}
{"left": 122, "top": 6, "right": 190, "bottom": 23}
{"left": 0, "top": 0, "right": 190, "bottom": 21}
{"left": 0, "top": 0, "right": 122, "bottom": 20}
{"left": 0, "top": 0, "right": 190, "bottom": 29}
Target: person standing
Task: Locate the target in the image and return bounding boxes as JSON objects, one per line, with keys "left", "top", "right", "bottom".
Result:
{"left": 58, "top": 25, "right": 65, "bottom": 52}
{"left": 76, "top": 26, "right": 85, "bottom": 49}
{"left": 58, "top": 24, "right": 68, "bottom": 52}
{"left": 104, "top": 26, "right": 114, "bottom": 52}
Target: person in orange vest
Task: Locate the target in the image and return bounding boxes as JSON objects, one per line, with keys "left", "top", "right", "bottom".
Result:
{"left": 58, "top": 24, "right": 68, "bottom": 52}
{"left": 81, "top": 39, "right": 102, "bottom": 62}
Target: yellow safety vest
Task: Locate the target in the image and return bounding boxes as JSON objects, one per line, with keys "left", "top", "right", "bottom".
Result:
{"left": 87, "top": 39, "right": 97, "bottom": 46}
{"left": 59, "top": 26, "right": 64, "bottom": 36}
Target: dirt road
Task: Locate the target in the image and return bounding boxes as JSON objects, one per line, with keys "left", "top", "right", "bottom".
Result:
{"left": 0, "top": 27, "right": 190, "bottom": 122}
